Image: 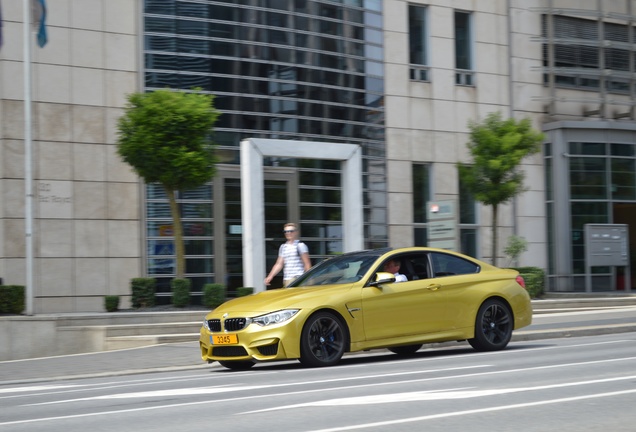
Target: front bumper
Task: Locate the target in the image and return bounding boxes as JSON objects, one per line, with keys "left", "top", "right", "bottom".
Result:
{"left": 199, "top": 320, "right": 303, "bottom": 363}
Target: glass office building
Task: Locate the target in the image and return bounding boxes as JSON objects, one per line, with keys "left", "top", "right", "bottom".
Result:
{"left": 142, "top": 0, "right": 386, "bottom": 298}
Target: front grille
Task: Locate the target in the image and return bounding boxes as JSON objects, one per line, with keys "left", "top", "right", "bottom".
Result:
{"left": 212, "top": 346, "right": 248, "bottom": 357}
{"left": 224, "top": 317, "right": 247, "bottom": 331}
{"left": 257, "top": 343, "right": 278, "bottom": 356}
{"left": 207, "top": 319, "right": 221, "bottom": 332}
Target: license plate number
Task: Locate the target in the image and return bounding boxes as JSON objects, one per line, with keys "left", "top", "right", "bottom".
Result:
{"left": 211, "top": 334, "right": 238, "bottom": 345}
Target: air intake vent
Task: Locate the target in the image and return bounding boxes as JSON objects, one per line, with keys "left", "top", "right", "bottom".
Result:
{"left": 212, "top": 346, "right": 248, "bottom": 357}
{"left": 207, "top": 319, "right": 221, "bottom": 332}
{"left": 224, "top": 317, "right": 247, "bottom": 331}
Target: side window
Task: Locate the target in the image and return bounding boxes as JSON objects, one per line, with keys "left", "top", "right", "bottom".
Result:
{"left": 394, "top": 253, "right": 431, "bottom": 281}
{"left": 430, "top": 252, "right": 479, "bottom": 277}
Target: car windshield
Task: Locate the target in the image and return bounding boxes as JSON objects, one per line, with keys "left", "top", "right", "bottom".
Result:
{"left": 291, "top": 251, "right": 384, "bottom": 287}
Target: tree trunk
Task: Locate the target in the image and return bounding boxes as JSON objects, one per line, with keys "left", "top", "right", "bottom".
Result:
{"left": 492, "top": 204, "right": 498, "bottom": 267}
{"left": 166, "top": 188, "right": 185, "bottom": 278}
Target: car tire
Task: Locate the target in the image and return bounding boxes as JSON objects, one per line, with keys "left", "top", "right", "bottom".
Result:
{"left": 388, "top": 344, "right": 422, "bottom": 356}
{"left": 468, "top": 298, "right": 513, "bottom": 351}
{"left": 299, "top": 312, "right": 347, "bottom": 367}
{"left": 218, "top": 360, "right": 255, "bottom": 370}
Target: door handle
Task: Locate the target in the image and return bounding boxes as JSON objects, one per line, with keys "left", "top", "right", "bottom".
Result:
{"left": 425, "top": 284, "right": 441, "bottom": 291}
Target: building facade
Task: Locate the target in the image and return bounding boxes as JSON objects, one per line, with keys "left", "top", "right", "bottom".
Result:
{"left": 1, "top": 0, "right": 634, "bottom": 313}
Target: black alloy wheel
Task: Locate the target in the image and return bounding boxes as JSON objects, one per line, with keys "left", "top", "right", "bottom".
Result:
{"left": 300, "top": 312, "right": 347, "bottom": 367}
{"left": 468, "top": 298, "right": 513, "bottom": 351}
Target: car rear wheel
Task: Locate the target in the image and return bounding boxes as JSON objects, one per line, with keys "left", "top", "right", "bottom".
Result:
{"left": 300, "top": 312, "right": 347, "bottom": 367}
{"left": 218, "top": 360, "right": 255, "bottom": 370}
{"left": 468, "top": 298, "right": 513, "bottom": 351}
{"left": 388, "top": 344, "right": 422, "bottom": 356}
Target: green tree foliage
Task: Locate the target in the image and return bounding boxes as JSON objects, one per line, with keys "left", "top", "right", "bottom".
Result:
{"left": 458, "top": 112, "right": 544, "bottom": 266}
{"left": 117, "top": 89, "right": 220, "bottom": 278}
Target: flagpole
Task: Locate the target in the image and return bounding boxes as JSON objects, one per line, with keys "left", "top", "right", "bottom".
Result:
{"left": 23, "top": 0, "right": 34, "bottom": 316}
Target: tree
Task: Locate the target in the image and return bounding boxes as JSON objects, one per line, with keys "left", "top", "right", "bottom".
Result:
{"left": 458, "top": 112, "right": 544, "bottom": 266}
{"left": 117, "top": 89, "right": 220, "bottom": 278}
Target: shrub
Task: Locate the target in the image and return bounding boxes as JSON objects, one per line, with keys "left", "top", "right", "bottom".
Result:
{"left": 171, "top": 278, "right": 191, "bottom": 308}
{"left": 504, "top": 235, "right": 528, "bottom": 267}
{"left": 104, "top": 295, "right": 120, "bottom": 312}
{"left": 131, "top": 278, "right": 156, "bottom": 308}
{"left": 236, "top": 287, "right": 254, "bottom": 297}
{"left": 0, "top": 285, "right": 25, "bottom": 314}
{"left": 513, "top": 266, "right": 545, "bottom": 299}
{"left": 203, "top": 283, "right": 226, "bottom": 309}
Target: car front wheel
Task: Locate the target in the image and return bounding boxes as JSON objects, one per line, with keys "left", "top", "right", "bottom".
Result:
{"left": 300, "top": 312, "right": 347, "bottom": 367}
{"left": 468, "top": 298, "right": 513, "bottom": 351}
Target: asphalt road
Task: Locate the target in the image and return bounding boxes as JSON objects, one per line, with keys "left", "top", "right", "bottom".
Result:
{"left": 1, "top": 333, "right": 634, "bottom": 432}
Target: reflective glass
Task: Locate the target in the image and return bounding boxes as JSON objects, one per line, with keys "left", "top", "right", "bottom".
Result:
{"left": 145, "top": 17, "right": 176, "bottom": 33}
{"left": 413, "top": 164, "right": 430, "bottom": 223}
{"left": 144, "top": 0, "right": 388, "bottom": 279}
{"left": 147, "top": 202, "right": 171, "bottom": 218}
{"left": 612, "top": 158, "right": 636, "bottom": 199}
{"left": 409, "top": 5, "right": 427, "bottom": 65}
{"left": 145, "top": 0, "right": 175, "bottom": 14}
{"left": 569, "top": 142, "right": 606, "bottom": 155}
{"left": 185, "top": 239, "right": 213, "bottom": 255}
{"left": 147, "top": 183, "right": 167, "bottom": 199}
{"left": 186, "top": 258, "right": 214, "bottom": 273}
{"left": 611, "top": 143, "right": 635, "bottom": 156}
{"left": 147, "top": 221, "right": 175, "bottom": 237}
{"left": 183, "top": 222, "right": 212, "bottom": 236}
{"left": 570, "top": 157, "right": 607, "bottom": 199}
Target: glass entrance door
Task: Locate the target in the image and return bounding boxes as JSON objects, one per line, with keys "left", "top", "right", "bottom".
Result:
{"left": 214, "top": 167, "right": 298, "bottom": 294}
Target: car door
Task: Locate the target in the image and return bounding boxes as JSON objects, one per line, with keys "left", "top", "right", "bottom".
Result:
{"left": 427, "top": 251, "right": 482, "bottom": 329}
{"left": 360, "top": 253, "right": 450, "bottom": 341}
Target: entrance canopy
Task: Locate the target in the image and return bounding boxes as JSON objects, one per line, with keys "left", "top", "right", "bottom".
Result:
{"left": 240, "top": 138, "right": 364, "bottom": 291}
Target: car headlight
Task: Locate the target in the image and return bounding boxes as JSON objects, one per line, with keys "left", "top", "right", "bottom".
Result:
{"left": 251, "top": 309, "right": 299, "bottom": 327}
{"left": 202, "top": 319, "right": 211, "bottom": 331}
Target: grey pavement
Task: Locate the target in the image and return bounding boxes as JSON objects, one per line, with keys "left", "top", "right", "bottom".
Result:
{"left": 2, "top": 296, "right": 636, "bottom": 385}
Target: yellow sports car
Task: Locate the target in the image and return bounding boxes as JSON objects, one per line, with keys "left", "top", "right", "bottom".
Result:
{"left": 200, "top": 247, "right": 532, "bottom": 370}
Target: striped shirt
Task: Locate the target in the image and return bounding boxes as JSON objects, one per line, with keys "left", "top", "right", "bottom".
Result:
{"left": 279, "top": 240, "right": 308, "bottom": 280}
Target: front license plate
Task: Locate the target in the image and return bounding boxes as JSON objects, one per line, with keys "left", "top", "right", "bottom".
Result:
{"left": 211, "top": 334, "right": 238, "bottom": 345}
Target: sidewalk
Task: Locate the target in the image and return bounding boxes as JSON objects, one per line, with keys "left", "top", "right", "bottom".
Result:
{"left": 0, "top": 341, "right": 208, "bottom": 385}
{"left": 2, "top": 296, "right": 636, "bottom": 385}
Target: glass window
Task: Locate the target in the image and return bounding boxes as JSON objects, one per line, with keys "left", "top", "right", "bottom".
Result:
{"left": 542, "top": 15, "right": 633, "bottom": 93}
{"left": 570, "top": 157, "right": 607, "bottom": 199}
{"left": 430, "top": 252, "right": 480, "bottom": 277}
{"left": 611, "top": 158, "right": 636, "bottom": 200}
{"left": 408, "top": 5, "right": 427, "bottom": 66}
{"left": 413, "top": 164, "right": 430, "bottom": 223}
{"left": 571, "top": 202, "right": 609, "bottom": 274}
{"left": 459, "top": 174, "right": 476, "bottom": 224}
{"left": 454, "top": 11, "right": 472, "bottom": 70}
{"left": 460, "top": 229, "right": 477, "bottom": 257}
{"left": 569, "top": 142, "right": 606, "bottom": 155}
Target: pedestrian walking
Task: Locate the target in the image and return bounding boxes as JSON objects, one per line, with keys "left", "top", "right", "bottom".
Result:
{"left": 264, "top": 222, "right": 311, "bottom": 287}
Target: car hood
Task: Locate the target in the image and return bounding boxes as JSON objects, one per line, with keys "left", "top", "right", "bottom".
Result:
{"left": 209, "top": 285, "right": 355, "bottom": 316}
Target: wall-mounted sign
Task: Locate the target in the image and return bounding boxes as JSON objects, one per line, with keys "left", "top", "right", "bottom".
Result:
{"left": 427, "top": 200, "right": 457, "bottom": 250}
{"left": 38, "top": 181, "right": 73, "bottom": 219}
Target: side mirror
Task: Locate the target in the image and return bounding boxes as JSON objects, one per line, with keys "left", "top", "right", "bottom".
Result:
{"left": 369, "top": 272, "right": 396, "bottom": 287}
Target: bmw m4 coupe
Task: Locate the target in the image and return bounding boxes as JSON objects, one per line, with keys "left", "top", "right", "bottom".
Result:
{"left": 200, "top": 247, "right": 532, "bottom": 370}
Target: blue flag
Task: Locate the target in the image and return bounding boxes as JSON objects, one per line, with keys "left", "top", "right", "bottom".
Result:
{"left": 33, "top": 0, "right": 47, "bottom": 48}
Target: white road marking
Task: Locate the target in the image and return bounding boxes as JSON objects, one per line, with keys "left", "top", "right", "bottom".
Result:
{"left": 25, "top": 365, "right": 490, "bottom": 405}
{"left": 0, "top": 385, "right": 84, "bottom": 394}
{"left": 241, "top": 374, "right": 636, "bottom": 413}
{"left": 532, "top": 305, "right": 636, "bottom": 318}
{"left": 304, "top": 389, "right": 636, "bottom": 432}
